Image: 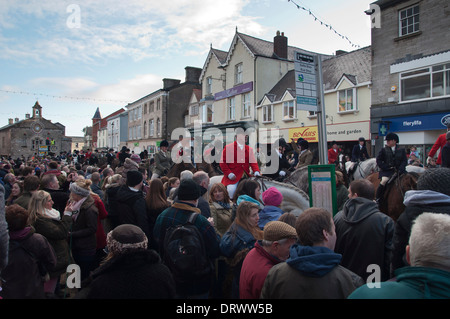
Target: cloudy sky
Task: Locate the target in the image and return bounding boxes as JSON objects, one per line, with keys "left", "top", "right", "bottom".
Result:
{"left": 0, "top": 0, "right": 372, "bottom": 136}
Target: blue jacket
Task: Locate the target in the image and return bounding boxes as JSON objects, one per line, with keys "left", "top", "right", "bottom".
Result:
{"left": 258, "top": 206, "right": 284, "bottom": 229}
{"left": 349, "top": 266, "right": 450, "bottom": 299}
{"left": 287, "top": 244, "right": 342, "bottom": 277}
{"left": 220, "top": 224, "right": 257, "bottom": 258}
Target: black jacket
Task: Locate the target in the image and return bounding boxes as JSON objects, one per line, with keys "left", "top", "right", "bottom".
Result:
{"left": 42, "top": 187, "right": 70, "bottom": 215}
{"left": 78, "top": 250, "right": 176, "bottom": 299}
{"left": 334, "top": 197, "right": 394, "bottom": 281}
{"left": 351, "top": 144, "right": 369, "bottom": 162}
{"left": 115, "top": 185, "right": 150, "bottom": 239}
{"left": 391, "top": 190, "right": 450, "bottom": 275}
{"left": 376, "top": 146, "right": 407, "bottom": 178}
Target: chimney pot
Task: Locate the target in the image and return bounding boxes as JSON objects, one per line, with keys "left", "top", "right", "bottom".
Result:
{"left": 274, "top": 31, "right": 288, "bottom": 59}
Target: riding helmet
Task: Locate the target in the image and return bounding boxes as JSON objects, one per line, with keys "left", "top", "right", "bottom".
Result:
{"left": 385, "top": 132, "right": 399, "bottom": 143}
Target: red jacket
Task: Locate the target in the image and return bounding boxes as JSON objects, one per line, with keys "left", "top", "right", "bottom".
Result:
{"left": 428, "top": 133, "right": 447, "bottom": 165}
{"left": 328, "top": 148, "right": 339, "bottom": 164}
{"left": 220, "top": 142, "right": 260, "bottom": 186}
{"left": 239, "top": 241, "right": 281, "bottom": 299}
{"left": 92, "top": 194, "right": 108, "bottom": 249}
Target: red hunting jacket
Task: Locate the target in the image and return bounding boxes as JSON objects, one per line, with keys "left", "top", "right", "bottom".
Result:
{"left": 220, "top": 141, "right": 260, "bottom": 187}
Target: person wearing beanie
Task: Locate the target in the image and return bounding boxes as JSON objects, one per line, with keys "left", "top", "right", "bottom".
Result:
{"left": 240, "top": 221, "right": 297, "bottom": 299}
{"left": 153, "top": 179, "right": 220, "bottom": 298}
{"left": 441, "top": 131, "right": 450, "bottom": 168}
{"left": 115, "top": 170, "right": 151, "bottom": 244}
{"left": 391, "top": 167, "right": 450, "bottom": 275}
{"left": 151, "top": 140, "right": 174, "bottom": 180}
{"left": 130, "top": 153, "right": 141, "bottom": 164}
{"left": 66, "top": 178, "right": 99, "bottom": 281}
{"left": 259, "top": 187, "right": 285, "bottom": 229}
{"left": 427, "top": 122, "right": 450, "bottom": 166}
{"left": 75, "top": 224, "right": 176, "bottom": 299}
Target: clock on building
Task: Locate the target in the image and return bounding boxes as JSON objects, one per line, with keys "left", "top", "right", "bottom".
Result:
{"left": 31, "top": 122, "right": 43, "bottom": 134}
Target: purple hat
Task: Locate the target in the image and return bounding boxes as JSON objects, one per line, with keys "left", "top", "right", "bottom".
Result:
{"left": 262, "top": 187, "right": 283, "bottom": 207}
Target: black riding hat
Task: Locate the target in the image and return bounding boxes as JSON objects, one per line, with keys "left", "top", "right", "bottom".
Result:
{"left": 385, "top": 132, "right": 399, "bottom": 143}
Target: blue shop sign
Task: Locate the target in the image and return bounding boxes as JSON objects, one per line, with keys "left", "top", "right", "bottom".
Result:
{"left": 382, "top": 112, "right": 450, "bottom": 132}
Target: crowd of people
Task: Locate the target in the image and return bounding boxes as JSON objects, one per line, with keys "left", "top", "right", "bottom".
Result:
{"left": 0, "top": 134, "right": 449, "bottom": 300}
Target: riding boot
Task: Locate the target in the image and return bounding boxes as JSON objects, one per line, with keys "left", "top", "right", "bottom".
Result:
{"left": 376, "top": 184, "right": 386, "bottom": 207}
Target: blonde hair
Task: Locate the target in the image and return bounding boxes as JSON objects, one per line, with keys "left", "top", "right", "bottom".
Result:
{"left": 28, "top": 190, "right": 51, "bottom": 224}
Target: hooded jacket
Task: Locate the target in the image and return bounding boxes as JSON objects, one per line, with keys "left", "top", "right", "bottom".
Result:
{"left": 349, "top": 266, "right": 450, "bottom": 299}
{"left": 258, "top": 205, "right": 283, "bottom": 229}
{"left": 115, "top": 185, "right": 150, "bottom": 240}
{"left": 334, "top": 197, "right": 394, "bottom": 281}
{"left": 260, "top": 244, "right": 363, "bottom": 299}
{"left": 392, "top": 190, "right": 450, "bottom": 273}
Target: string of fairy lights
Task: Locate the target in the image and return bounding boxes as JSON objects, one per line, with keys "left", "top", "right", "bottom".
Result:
{"left": 288, "top": 0, "right": 361, "bottom": 49}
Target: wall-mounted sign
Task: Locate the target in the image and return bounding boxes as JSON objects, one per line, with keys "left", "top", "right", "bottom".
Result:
{"left": 214, "top": 82, "right": 253, "bottom": 101}
{"left": 382, "top": 112, "right": 450, "bottom": 132}
{"left": 294, "top": 51, "right": 319, "bottom": 112}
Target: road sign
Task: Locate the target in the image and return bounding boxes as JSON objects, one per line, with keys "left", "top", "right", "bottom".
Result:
{"left": 294, "top": 52, "right": 318, "bottom": 112}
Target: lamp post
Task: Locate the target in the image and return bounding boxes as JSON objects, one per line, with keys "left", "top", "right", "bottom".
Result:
{"left": 111, "top": 122, "right": 115, "bottom": 151}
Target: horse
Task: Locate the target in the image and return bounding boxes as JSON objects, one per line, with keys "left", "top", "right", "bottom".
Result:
{"left": 209, "top": 175, "right": 310, "bottom": 217}
{"left": 283, "top": 166, "right": 309, "bottom": 195}
{"left": 345, "top": 158, "right": 379, "bottom": 182}
{"left": 366, "top": 171, "right": 420, "bottom": 222}
{"left": 165, "top": 160, "right": 220, "bottom": 179}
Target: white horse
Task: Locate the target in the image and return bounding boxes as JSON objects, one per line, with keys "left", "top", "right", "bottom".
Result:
{"left": 209, "top": 175, "right": 310, "bottom": 217}
{"left": 345, "top": 158, "right": 379, "bottom": 181}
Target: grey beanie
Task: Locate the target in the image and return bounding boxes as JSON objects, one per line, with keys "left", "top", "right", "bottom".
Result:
{"left": 417, "top": 168, "right": 450, "bottom": 196}
{"left": 69, "top": 182, "right": 91, "bottom": 197}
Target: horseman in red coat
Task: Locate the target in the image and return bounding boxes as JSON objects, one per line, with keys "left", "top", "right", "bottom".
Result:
{"left": 220, "top": 132, "right": 260, "bottom": 198}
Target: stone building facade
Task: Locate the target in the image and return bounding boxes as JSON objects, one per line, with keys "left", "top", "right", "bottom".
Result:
{"left": 0, "top": 102, "right": 69, "bottom": 158}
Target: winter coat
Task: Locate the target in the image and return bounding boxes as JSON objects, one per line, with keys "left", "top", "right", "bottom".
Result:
{"left": 349, "top": 266, "right": 450, "bottom": 299}
{"left": 351, "top": 144, "right": 369, "bottom": 162}
{"left": 91, "top": 194, "right": 108, "bottom": 250}
{"left": 78, "top": 250, "right": 176, "bottom": 299}
{"left": 115, "top": 185, "right": 150, "bottom": 239}
{"left": 295, "top": 149, "right": 313, "bottom": 169}
{"left": 33, "top": 215, "right": 73, "bottom": 277}
{"left": 334, "top": 197, "right": 394, "bottom": 281}
{"left": 442, "top": 142, "right": 450, "bottom": 168}
{"left": 104, "top": 183, "right": 121, "bottom": 228}
{"left": 376, "top": 146, "right": 407, "bottom": 178}
{"left": 260, "top": 244, "right": 364, "bottom": 299}
{"left": 428, "top": 133, "right": 447, "bottom": 165}
{"left": 153, "top": 201, "right": 220, "bottom": 295}
{"left": 336, "top": 184, "right": 349, "bottom": 212}
{"left": 220, "top": 223, "right": 260, "bottom": 298}
{"left": 220, "top": 141, "right": 260, "bottom": 186}
{"left": 258, "top": 206, "right": 283, "bottom": 229}
{"left": 0, "top": 184, "right": 8, "bottom": 273}
{"left": 392, "top": 190, "right": 450, "bottom": 274}
{"left": 239, "top": 241, "right": 282, "bottom": 299}
{"left": 14, "top": 191, "right": 33, "bottom": 210}
{"left": 209, "top": 201, "right": 233, "bottom": 237}
{"left": 153, "top": 151, "right": 173, "bottom": 176}
{"left": 0, "top": 227, "right": 57, "bottom": 299}
{"left": 70, "top": 195, "right": 98, "bottom": 255}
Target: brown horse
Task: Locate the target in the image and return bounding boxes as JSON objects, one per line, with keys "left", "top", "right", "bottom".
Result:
{"left": 366, "top": 172, "right": 419, "bottom": 222}
{"left": 165, "top": 160, "right": 220, "bottom": 178}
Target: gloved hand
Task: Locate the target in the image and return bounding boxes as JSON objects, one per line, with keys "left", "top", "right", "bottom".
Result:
{"left": 254, "top": 171, "right": 261, "bottom": 177}
{"left": 228, "top": 173, "right": 236, "bottom": 180}
{"left": 279, "top": 171, "right": 286, "bottom": 177}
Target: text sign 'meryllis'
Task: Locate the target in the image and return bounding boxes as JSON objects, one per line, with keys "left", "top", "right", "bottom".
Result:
{"left": 294, "top": 51, "right": 318, "bottom": 112}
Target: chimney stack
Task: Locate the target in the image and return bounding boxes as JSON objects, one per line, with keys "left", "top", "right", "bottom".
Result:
{"left": 185, "top": 66, "right": 202, "bottom": 83}
{"left": 8, "top": 118, "right": 13, "bottom": 125}
{"left": 163, "top": 78, "right": 181, "bottom": 90}
{"left": 274, "top": 31, "right": 288, "bottom": 59}
{"left": 25, "top": 113, "right": 30, "bottom": 119}
{"left": 14, "top": 118, "right": 19, "bottom": 123}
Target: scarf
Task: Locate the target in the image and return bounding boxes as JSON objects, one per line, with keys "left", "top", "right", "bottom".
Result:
{"left": 216, "top": 201, "right": 231, "bottom": 209}
{"left": 43, "top": 208, "right": 61, "bottom": 220}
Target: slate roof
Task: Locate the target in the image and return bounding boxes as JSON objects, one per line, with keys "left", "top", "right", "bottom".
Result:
{"left": 259, "top": 46, "right": 372, "bottom": 104}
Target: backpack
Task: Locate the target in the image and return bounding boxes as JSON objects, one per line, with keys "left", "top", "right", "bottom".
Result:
{"left": 162, "top": 213, "right": 212, "bottom": 284}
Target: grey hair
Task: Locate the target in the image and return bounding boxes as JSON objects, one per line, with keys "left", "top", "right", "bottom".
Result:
{"left": 180, "top": 170, "right": 194, "bottom": 181}
{"left": 261, "top": 238, "right": 291, "bottom": 247}
{"left": 409, "top": 213, "right": 450, "bottom": 271}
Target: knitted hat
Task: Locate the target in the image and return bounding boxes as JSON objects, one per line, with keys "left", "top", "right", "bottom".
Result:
{"left": 69, "top": 181, "right": 91, "bottom": 197}
{"left": 417, "top": 168, "right": 450, "bottom": 196}
{"left": 262, "top": 187, "right": 283, "bottom": 207}
{"left": 178, "top": 179, "right": 201, "bottom": 200}
{"left": 130, "top": 153, "right": 141, "bottom": 163}
{"left": 123, "top": 157, "right": 139, "bottom": 173}
{"left": 107, "top": 224, "right": 148, "bottom": 255}
{"left": 126, "top": 170, "right": 143, "bottom": 187}
{"left": 263, "top": 221, "right": 297, "bottom": 241}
